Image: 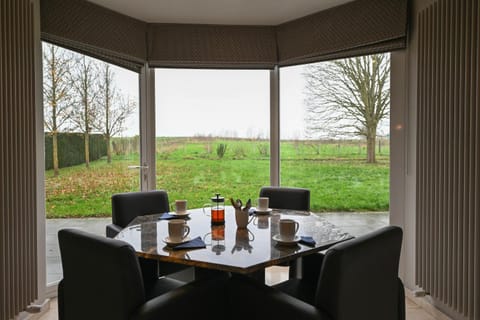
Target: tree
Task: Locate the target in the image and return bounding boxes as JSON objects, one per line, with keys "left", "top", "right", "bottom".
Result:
{"left": 42, "top": 43, "right": 74, "bottom": 176}
{"left": 304, "top": 53, "right": 390, "bottom": 163}
{"left": 70, "top": 55, "right": 99, "bottom": 168}
{"left": 96, "top": 63, "right": 136, "bottom": 163}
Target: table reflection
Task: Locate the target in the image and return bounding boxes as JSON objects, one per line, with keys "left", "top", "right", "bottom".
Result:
{"left": 231, "top": 228, "right": 254, "bottom": 254}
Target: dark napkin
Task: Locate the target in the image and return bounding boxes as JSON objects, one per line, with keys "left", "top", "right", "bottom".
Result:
{"left": 158, "top": 212, "right": 177, "bottom": 220}
{"left": 171, "top": 236, "right": 206, "bottom": 250}
{"left": 299, "top": 236, "right": 316, "bottom": 247}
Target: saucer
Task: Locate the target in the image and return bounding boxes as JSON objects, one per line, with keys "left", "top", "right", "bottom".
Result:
{"left": 170, "top": 211, "right": 189, "bottom": 217}
{"left": 254, "top": 208, "right": 272, "bottom": 215}
{"left": 163, "top": 236, "right": 191, "bottom": 246}
{"left": 272, "top": 234, "right": 300, "bottom": 245}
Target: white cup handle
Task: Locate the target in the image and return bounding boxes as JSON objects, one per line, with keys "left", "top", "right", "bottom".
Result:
{"left": 294, "top": 221, "right": 299, "bottom": 234}
{"left": 248, "top": 229, "right": 255, "bottom": 241}
{"left": 183, "top": 225, "right": 190, "bottom": 239}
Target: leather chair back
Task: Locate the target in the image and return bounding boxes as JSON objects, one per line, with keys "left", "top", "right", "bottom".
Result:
{"left": 58, "top": 228, "right": 145, "bottom": 320}
{"left": 259, "top": 186, "right": 310, "bottom": 211}
{"left": 315, "top": 226, "right": 403, "bottom": 320}
{"left": 112, "top": 190, "right": 169, "bottom": 227}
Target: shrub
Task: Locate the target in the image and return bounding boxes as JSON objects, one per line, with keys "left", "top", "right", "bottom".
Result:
{"left": 257, "top": 143, "right": 269, "bottom": 156}
{"left": 216, "top": 143, "right": 227, "bottom": 158}
{"left": 233, "top": 145, "right": 247, "bottom": 159}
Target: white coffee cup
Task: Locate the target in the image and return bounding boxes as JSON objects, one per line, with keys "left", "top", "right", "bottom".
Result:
{"left": 257, "top": 197, "right": 269, "bottom": 211}
{"left": 168, "top": 220, "right": 190, "bottom": 242}
{"left": 279, "top": 219, "right": 299, "bottom": 241}
{"left": 174, "top": 200, "right": 187, "bottom": 213}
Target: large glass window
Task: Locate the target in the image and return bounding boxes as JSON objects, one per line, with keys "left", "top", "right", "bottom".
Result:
{"left": 43, "top": 42, "right": 140, "bottom": 283}
{"left": 279, "top": 54, "right": 390, "bottom": 213}
{"left": 155, "top": 69, "right": 270, "bottom": 206}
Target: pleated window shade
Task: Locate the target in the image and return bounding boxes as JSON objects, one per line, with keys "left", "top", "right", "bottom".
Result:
{"left": 416, "top": 0, "right": 480, "bottom": 319}
{"left": 40, "top": 0, "right": 147, "bottom": 72}
{"left": 0, "top": 0, "right": 38, "bottom": 319}
{"left": 276, "top": 0, "right": 408, "bottom": 66}
{"left": 40, "top": 0, "right": 407, "bottom": 70}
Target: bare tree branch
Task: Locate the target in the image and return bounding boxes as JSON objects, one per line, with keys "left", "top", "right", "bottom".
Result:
{"left": 303, "top": 53, "right": 390, "bottom": 163}
{"left": 96, "top": 63, "right": 136, "bottom": 163}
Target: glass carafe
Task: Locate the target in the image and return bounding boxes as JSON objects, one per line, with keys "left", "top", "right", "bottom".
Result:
{"left": 210, "top": 193, "right": 225, "bottom": 225}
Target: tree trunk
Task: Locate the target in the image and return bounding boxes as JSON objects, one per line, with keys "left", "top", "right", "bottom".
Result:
{"left": 366, "top": 133, "right": 376, "bottom": 163}
{"left": 84, "top": 132, "right": 90, "bottom": 168}
{"left": 52, "top": 132, "right": 59, "bottom": 177}
{"left": 106, "top": 134, "right": 112, "bottom": 164}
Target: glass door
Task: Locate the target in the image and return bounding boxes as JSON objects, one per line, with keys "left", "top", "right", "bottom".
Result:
{"left": 42, "top": 42, "right": 141, "bottom": 284}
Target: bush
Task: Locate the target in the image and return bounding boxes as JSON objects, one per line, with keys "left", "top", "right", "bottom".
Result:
{"left": 216, "top": 143, "right": 227, "bottom": 158}
{"left": 233, "top": 145, "right": 247, "bottom": 159}
{"left": 257, "top": 143, "right": 269, "bottom": 156}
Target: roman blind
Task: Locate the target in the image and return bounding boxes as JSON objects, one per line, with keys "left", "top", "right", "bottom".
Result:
{"left": 1, "top": 0, "right": 38, "bottom": 318}
{"left": 40, "top": 0, "right": 147, "bottom": 71}
{"left": 147, "top": 23, "right": 278, "bottom": 69}
{"left": 276, "top": 0, "right": 408, "bottom": 66}
{"left": 416, "top": 0, "right": 480, "bottom": 319}
{"left": 40, "top": 0, "right": 408, "bottom": 70}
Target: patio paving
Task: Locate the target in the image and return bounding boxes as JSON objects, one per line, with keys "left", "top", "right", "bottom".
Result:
{"left": 45, "top": 212, "right": 389, "bottom": 284}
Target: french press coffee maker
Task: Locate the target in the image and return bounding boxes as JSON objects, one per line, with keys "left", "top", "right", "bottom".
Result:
{"left": 209, "top": 193, "right": 225, "bottom": 225}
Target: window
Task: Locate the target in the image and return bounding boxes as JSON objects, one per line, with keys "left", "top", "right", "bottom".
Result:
{"left": 279, "top": 54, "right": 390, "bottom": 212}
{"left": 42, "top": 42, "right": 140, "bottom": 283}
{"left": 155, "top": 68, "right": 270, "bottom": 205}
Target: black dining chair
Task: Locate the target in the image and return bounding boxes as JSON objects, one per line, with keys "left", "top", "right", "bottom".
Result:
{"left": 228, "top": 226, "right": 405, "bottom": 320}
{"left": 106, "top": 190, "right": 190, "bottom": 280}
{"left": 106, "top": 190, "right": 170, "bottom": 238}
{"left": 259, "top": 186, "right": 310, "bottom": 211}
{"left": 259, "top": 186, "right": 311, "bottom": 278}
{"left": 58, "top": 228, "right": 230, "bottom": 320}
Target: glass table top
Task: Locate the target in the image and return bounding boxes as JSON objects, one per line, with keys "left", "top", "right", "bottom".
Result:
{"left": 115, "top": 206, "right": 352, "bottom": 274}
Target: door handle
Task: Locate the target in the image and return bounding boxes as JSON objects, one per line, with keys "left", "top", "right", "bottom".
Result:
{"left": 127, "top": 165, "right": 149, "bottom": 169}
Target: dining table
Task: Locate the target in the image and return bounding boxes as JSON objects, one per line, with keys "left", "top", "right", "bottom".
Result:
{"left": 114, "top": 206, "right": 353, "bottom": 276}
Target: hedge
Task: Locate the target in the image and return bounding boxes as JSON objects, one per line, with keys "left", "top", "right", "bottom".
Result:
{"left": 45, "top": 132, "right": 107, "bottom": 170}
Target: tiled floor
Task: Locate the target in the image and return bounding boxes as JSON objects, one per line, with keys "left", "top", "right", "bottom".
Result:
{"left": 39, "top": 212, "right": 443, "bottom": 319}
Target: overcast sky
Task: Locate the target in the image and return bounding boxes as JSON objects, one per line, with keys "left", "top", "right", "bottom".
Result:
{"left": 111, "top": 63, "right": 388, "bottom": 140}
{"left": 112, "top": 65, "right": 308, "bottom": 140}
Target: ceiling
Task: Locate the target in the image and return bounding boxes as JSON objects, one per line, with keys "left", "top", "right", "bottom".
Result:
{"left": 86, "top": 0, "right": 354, "bottom": 25}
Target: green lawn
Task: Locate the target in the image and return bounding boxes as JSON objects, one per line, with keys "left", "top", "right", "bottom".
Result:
{"left": 45, "top": 138, "right": 390, "bottom": 218}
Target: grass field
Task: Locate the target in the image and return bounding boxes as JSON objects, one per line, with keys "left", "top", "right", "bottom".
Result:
{"left": 45, "top": 138, "right": 390, "bottom": 218}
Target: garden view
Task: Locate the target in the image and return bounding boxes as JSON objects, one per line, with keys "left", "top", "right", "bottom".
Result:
{"left": 43, "top": 43, "right": 390, "bottom": 218}
{"left": 45, "top": 137, "right": 389, "bottom": 218}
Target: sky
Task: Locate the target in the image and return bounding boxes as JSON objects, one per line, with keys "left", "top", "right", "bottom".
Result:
{"left": 112, "top": 65, "right": 308, "bottom": 140}
{"left": 110, "top": 62, "right": 389, "bottom": 140}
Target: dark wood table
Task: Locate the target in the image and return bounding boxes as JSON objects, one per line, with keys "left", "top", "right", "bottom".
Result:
{"left": 115, "top": 206, "right": 352, "bottom": 275}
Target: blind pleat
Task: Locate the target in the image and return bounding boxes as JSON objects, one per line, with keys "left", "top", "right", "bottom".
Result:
{"left": 0, "top": 0, "right": 38, "bottom": 319}
{"left": 416, "top": 0, "right": 479, "bottom": 318}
